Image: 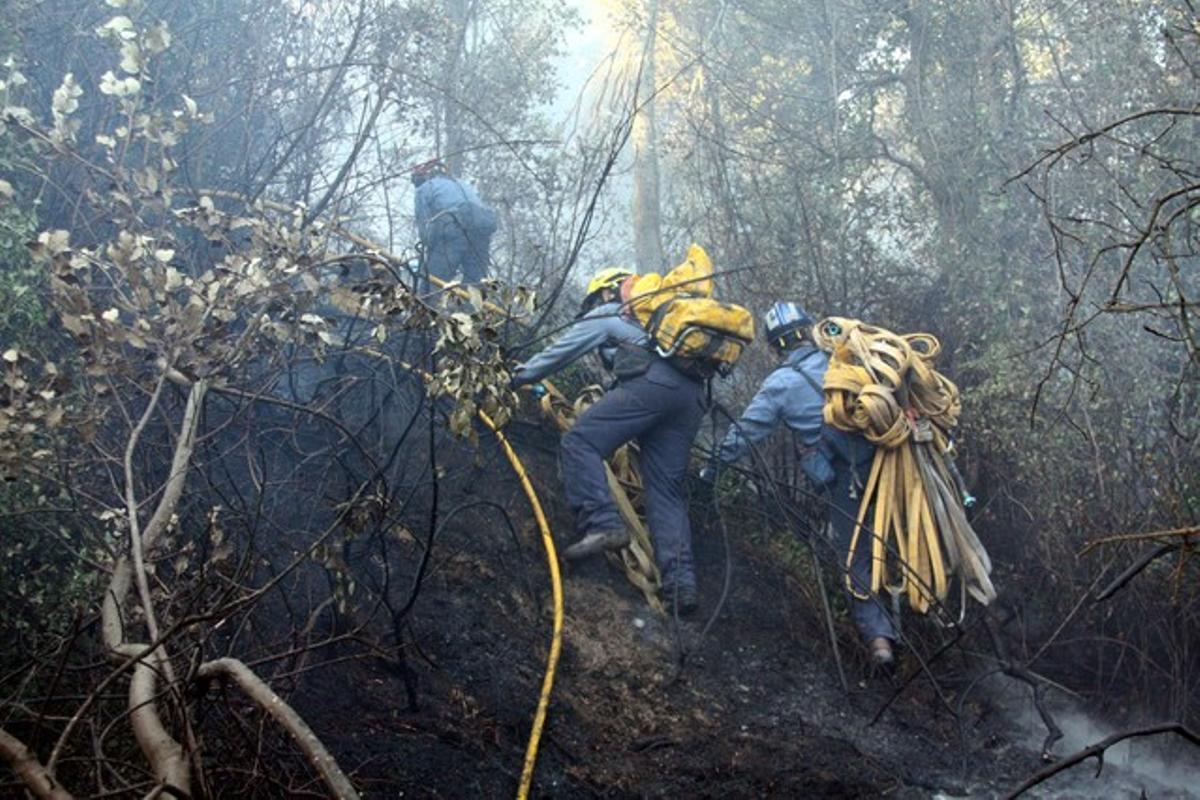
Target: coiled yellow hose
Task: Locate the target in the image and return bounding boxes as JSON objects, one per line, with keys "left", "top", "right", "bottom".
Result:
{"left": 814, "top": 317, "right": 995, "bottom": 612}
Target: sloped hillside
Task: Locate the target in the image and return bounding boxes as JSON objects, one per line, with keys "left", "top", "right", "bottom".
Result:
{"left": 273, "top": 420, "right": 1053, "bottom": 798}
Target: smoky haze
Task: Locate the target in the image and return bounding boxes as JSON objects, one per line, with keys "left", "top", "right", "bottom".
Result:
{"left": 0, "top": 1, "right": 1197, "bottom": 798}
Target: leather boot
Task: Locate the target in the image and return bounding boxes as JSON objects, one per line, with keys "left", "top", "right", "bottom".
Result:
{"left": 562, "top": 528, "right": 630, "bottom": 561}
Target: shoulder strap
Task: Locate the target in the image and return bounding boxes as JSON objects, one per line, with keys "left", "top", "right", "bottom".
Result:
{"left": 645, "top": 297, "right": 675, "bottom": 339}
{"left": 787, "top": 349, "right": 824, "bottom": 395}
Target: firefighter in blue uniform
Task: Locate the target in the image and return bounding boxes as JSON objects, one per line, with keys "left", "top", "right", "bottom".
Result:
{"left": 511, "top": 268, "right": 706, "bottom": 614}
{"left": 411, "top": 159, "right": 497, "bottom": 284}
{"left": 704, "top": 301, "right": 897, "bottom": 665}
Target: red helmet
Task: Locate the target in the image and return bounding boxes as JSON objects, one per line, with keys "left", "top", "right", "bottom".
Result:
{"left": 410, "top": 158, "right": 447, "bottom": 185}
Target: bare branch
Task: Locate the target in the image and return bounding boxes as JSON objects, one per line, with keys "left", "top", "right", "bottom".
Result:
{"left": 196, "top": 658, "right": 359, "bottom": 799}
{"left": 1003, "top": 723, "right": 1200, "bottom": 799}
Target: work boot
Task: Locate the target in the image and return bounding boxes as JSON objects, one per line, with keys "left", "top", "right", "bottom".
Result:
{"left": 662, "top": 583, "right": 699, "bottom": 617}
{"left": 562, "top": 528, "right": 630, "bottom": 561}
{"left": 868, "top": 637, "right": 895, "bottom": 669}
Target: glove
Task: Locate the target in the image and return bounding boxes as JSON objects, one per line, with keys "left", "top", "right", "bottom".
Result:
{"left": 698, "top": 465, "right": 717, "bottom": 485}
{"left": 962, "top": 493, "right": 977, "bottom": 509}
{"left": 512, "top": 380, "right": 547, "bottom": 398}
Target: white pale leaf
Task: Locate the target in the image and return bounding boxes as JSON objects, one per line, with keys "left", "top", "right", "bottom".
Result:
{"left": 52, "top": 73, "right": 82, "bottom": 115}
{"left": 144, "top": 23, "right": 172, "bottom": 55}
{"left": 96, "top": 15, "right": 136, "bottom": 40}
{"left": 119, "top": 42, "right": 141, "bottom": 74}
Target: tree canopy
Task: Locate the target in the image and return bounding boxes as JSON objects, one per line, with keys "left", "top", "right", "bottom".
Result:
{"left": 0, "top": 0, "right": 1196, "bottom": 796}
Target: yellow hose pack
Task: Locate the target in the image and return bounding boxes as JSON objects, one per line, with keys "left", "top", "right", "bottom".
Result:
{"left": 814, "top": 317, "right": 996, "bottom": 614}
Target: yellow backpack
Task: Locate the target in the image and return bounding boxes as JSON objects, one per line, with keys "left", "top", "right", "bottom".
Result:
{"left": 626, "top": 244, "right": 755, "bottom": 378}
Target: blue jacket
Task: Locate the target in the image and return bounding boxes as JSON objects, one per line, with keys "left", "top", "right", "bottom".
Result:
{"left": 415, "top": 175, "right": 492, "bottom": 238}
{"left": 716, "top": 344, "right": 877, "bottom": 487}
{"left": 511, "top": 302, "right": 649, "bottom": 386}
{"left": 717, "top": 345, "right": 828, "bottom": 462}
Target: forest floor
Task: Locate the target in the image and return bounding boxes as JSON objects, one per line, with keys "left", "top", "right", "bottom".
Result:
{"left": 288, "top": 421, "right": 1191, "bottom": 799}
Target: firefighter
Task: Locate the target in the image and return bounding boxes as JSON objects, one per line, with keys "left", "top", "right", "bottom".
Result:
{"left": 511, "top": 268, "right": 707, "bottom": 614}
{"left": 703, "top": 301, "right": 897, "bottom": 665}
{"left": 411, "top": 159, "right": 497, "bottom": 284}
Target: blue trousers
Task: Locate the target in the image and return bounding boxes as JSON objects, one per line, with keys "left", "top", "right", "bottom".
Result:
{"left": 560, "top": 360, "right": 705, "bottom": 590}
{"left": 828, "top": 438, "right": 898, "bottom": 644}
{"left": 423, "top": 215, "right": 491, "bottom": 284}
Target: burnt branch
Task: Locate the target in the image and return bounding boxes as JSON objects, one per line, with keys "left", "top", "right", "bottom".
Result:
{"left": 1003, "top": 722, "right": 1200, "bottom": 799}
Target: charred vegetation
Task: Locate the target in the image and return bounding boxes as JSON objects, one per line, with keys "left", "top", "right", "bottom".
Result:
{"left": 1, "top": 0, "right": 1198, "bottom": 798}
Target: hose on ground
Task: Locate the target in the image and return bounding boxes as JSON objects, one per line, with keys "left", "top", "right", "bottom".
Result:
{"left": 476, "top": 411, "right": 562, "bottom": 800}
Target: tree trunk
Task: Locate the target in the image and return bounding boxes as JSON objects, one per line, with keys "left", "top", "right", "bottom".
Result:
{"left": 442, "top": 0, "right": 471, "bottom": 174}
{"left": 631, "top": 0, "right": 664, "bottom": 273}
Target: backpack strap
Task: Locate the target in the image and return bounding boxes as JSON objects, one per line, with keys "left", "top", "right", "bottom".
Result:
{"left": 785, "top": 350, "right": 826, "bottom": 452}
{"left": 645, "top": 297, "right": 676, "bottom": 342}
{"left": 787, "top": 348, "right": 825, "bottom": 395}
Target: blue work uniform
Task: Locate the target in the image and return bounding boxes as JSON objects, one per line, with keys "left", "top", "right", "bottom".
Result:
{"left": 714, "top": 344, "right": 896, "bottom": 644}
{"left": 415, "top": 175, "right": 496, "bottom": 283}
{"left": 512, "top": 302, "right": 707, "bottom": 592}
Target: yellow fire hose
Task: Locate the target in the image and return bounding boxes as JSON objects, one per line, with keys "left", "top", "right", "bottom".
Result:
{"left": 478, "top": 411, "right": 562, "bottom": 800}
{"left": 351, "top": 302, "right": 582, "bottom": 798}
{"left": 388, "top": 357, "right": 561, "bottom": 799}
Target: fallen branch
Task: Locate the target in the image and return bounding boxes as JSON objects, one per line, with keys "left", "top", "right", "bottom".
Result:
{"left": 0, "top": 728, "right": 73, "bottom": 799}
{"left": 1003, "top": 722, "right": 1200, "bottom": 799}
{"left": 195, "top": 658, "right": 359, "bottom": 799}
{"left": 1079, "top": 526, "right": 1198, "bottom": 556}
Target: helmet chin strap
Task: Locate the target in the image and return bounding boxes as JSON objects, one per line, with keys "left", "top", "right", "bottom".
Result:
{"left": 772, "top": 327, "right": 810, "bottom": 353}
{"left": 579, "top": 288, "right": 611, "bottom": 314}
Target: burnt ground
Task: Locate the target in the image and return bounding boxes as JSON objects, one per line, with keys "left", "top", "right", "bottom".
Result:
{"left": 277, "top": 419, "right": 1154, "bottom": 799}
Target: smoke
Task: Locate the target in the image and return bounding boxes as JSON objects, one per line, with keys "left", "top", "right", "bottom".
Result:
{"left": 998, "top": 676, "right": 1200, "bottom": 798}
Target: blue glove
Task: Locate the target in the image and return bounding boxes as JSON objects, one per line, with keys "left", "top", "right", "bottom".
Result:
{"left": 529, "top": 382, "right": 547, "bottom": 399}
{"left": 962, "top": 493, "right": 977, "bottom": 509}
{"left": 698, "top": 465, "right": 717, "bottom": 485}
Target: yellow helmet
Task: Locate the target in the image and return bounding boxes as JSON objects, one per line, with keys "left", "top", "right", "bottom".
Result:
{"left": 586, "top": 267, "right": 635, "bottom": 297}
